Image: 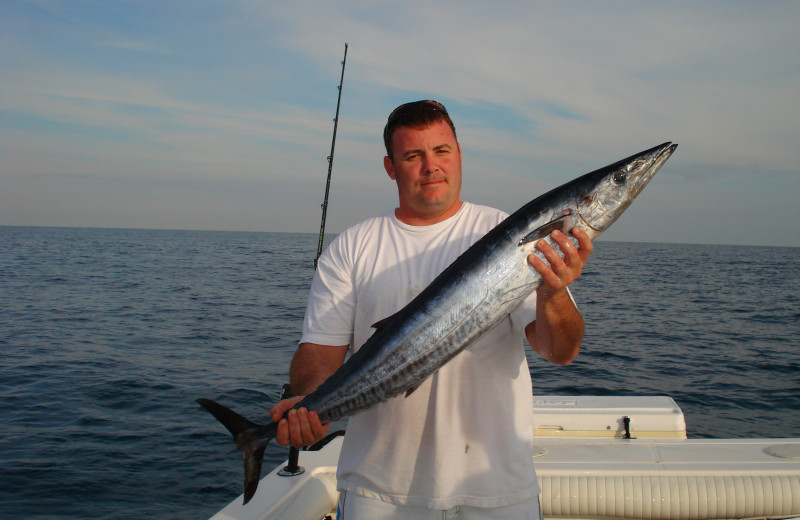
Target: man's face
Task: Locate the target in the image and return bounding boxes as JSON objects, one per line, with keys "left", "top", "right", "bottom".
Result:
{"left": 383, "top": 119, "right": 463, "bottom": 225}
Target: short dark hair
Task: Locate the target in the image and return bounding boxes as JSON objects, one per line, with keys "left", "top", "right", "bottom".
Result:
{"left": 383, "top": 100, "right": 457, "bottom": 160}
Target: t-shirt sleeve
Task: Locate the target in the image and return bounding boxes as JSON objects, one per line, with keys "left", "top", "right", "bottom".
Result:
{"left": 300, "top": 233, "right": 356, "bottom": 347}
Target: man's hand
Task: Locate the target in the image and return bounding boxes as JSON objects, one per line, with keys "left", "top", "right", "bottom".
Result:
{"left": 272, "top": 342, "right": 347, "bottom": 449}
{"left": 525, "top": 227, "right": 592, "bottom": 365}
{"left": 527, "top": 228, "right": 593, "bottom": 296}
{"left": 270, "top": 396, "right": 331, "bottom": 449}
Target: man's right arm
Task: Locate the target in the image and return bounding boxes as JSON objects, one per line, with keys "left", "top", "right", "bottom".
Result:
{"left": 270, "top": 342, "right": 348, "bottom": 448}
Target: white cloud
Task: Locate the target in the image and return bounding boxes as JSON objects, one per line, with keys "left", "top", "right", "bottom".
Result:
{"left": 1, "top": 0, "right": 798, "bottom": 245}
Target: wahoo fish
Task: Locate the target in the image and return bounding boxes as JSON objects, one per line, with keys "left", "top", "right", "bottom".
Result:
{"left": 197, "top": 142, "right": 678, "bottom": 504}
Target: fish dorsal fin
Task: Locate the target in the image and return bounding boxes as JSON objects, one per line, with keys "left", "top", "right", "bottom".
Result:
{"left": 371, "top": 315, "right": 395, "bottom": 330}
{"left": 405, "top": 382, "right": 423, "bottom": 397}
{"left": 518, "top": 210, "right": 573, "bottom": 246}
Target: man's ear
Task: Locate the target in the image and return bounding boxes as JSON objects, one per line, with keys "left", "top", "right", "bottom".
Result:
{"left": 384, "top": 155, "right": 396, "bottom": 180}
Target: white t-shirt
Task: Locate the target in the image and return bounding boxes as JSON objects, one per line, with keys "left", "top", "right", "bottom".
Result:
{"left": 301, "top": 202, "right": 541, "bottom": 509}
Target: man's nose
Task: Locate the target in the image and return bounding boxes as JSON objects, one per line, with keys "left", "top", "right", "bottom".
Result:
{"left": 421, "top": 152, "right": 439, "bottom": 173}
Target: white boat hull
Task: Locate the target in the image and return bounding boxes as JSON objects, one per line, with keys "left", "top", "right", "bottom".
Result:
{"left": 209, "top": 396, "right": 800, "bottom": 520}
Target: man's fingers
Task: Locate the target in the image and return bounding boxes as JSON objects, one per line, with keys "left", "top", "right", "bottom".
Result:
{"left": 285, "top": 409, "right": 301, "bottom": 448}
{"left": 275, "top": 418, "right": 290, "bottom": 446}
{"left": 278, "top": 407, "right": 329, "bottom": 449}
{"left": 571, "top": 228, "right": 594, "bottom": 262}
{"left": 529, "top": 228, "right": 594, "bottom": 293}
{"left": 527, "top": 252, "right": 564, "bottom": 294}
{"left": 308, "top": 410, "right": 331, "bottom": 443}
{"left": 534, "top": 236, "right": 569, "bottom": 285}
{"left": 270, "top": 395, "right": 304, "bottom": 423}
{"left": 297, "top": 408, "right": 316, "bottom": 448}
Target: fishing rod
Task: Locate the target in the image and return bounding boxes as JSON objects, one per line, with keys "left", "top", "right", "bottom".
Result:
{"left": 314, "top": 42, "right": 348, "bottom": 270}
{"left": 280, "top": 44, "right": 349, "bottom": 478}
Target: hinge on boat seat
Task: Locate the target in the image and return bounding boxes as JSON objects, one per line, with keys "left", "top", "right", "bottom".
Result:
{"left": 278, "top": 384, "right": 305, "bottom": 477}
{"left": 622, "top": 416, "right": 636, "bottom": 439}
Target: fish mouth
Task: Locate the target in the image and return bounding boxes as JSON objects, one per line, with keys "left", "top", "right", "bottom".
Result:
{"left": 660, "top": 143, "right": 678, "bottom": 158}
{"left": 629, "top": 142, "right": 677, "bottom": 197}
{"left": 649, "top": 142, "right": 678, "bottom": 177}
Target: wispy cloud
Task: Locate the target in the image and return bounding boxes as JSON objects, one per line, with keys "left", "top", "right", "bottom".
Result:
{"left": 1, "top": 0, "right": 798, "bottom": 246}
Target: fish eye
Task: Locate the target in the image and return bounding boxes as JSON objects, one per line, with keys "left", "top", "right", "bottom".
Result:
{"left": 612, "top": 171, "right": 627, "bottom": 184}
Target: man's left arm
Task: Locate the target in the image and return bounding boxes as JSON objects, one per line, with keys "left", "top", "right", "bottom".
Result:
{"left": 525, "top": 228, "right": 593, "bottom": 366}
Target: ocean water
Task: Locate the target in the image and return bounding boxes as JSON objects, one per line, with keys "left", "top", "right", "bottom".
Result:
{"left": 1, "top": 226, "right": 798, "bottom": 519}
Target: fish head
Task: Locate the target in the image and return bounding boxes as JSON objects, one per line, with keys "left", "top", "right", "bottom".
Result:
{"left": 574, "top": 141, "right": 677, "bottom": 238}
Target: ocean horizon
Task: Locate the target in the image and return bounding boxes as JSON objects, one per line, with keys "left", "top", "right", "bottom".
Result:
{"left": 4, "top": 224, "right": 797, "bottom": 249}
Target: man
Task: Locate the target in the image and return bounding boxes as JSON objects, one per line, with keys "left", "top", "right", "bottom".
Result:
{"left": 270, "top": 100, "right": 592, "bottom": 519}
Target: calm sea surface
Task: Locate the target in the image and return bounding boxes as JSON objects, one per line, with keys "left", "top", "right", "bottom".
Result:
{"left": 1, "top": 226, "right": 799, "bottom": 519}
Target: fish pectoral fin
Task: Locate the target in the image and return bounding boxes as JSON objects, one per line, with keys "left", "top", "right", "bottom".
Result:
{"left": 518, "top": 211, "right": 573, "bottom": 246}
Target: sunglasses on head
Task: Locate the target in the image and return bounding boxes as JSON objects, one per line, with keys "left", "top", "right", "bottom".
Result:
{"left": 386, "top": 100, "right": 448, "bottom": 126}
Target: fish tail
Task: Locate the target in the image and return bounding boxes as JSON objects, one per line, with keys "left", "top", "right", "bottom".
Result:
{"left": 196, "top": 398, "right": 274, "bottom": 504}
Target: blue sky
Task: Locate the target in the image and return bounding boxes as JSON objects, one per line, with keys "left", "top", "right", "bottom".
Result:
{"left": 2, "top": 1, "right": 799, "bottom": 247}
